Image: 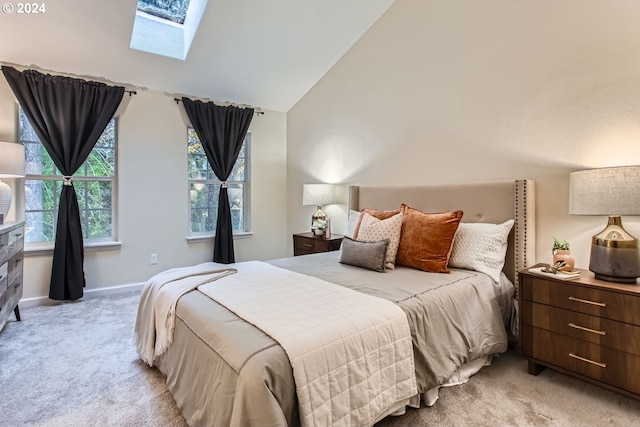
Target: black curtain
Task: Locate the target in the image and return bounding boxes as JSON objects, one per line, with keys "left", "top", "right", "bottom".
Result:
{"left": 2, "top": 66, "right": 124, "bottom": 301}
{"left": 182, "top": 98, "right": 253, "bottom": 264}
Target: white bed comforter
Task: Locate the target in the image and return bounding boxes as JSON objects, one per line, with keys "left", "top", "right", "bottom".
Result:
{"left": 197, "top": 261, "right": 417, "bottom": 427}
{"left": 134, "top": 262, "right": 237, "bottom": 366}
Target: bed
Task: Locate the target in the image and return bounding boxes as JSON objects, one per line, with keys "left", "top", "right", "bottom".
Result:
{"left": 135, "top": 180, "right": 536, "bottom": 427}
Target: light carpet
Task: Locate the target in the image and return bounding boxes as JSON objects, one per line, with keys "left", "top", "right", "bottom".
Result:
{"left": 0, "top": 290, "right": 639, "bottom": 426}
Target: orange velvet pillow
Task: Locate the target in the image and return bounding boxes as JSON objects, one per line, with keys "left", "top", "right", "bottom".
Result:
{"left": 353, "top": 208, "right": 401, "bottom": 239}
{"left": 396, "top": 204, "right": 463, "bottom": 273}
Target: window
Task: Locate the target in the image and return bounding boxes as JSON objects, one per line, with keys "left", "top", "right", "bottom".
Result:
{"left": 188, "top": 127, "right": 250, "bottom": 236}
{"left": 20, "top": 109, "right": 117, "bottom": 244}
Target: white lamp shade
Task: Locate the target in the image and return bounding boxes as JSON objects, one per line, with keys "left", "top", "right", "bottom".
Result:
{"left": 569, "top": 166, "right": 640, "bottom": 216}
{"left": 302, "top": 184, "right": 336, "bottom": 206}
{"left": 0, "top": 141, "right": 25, "bottom": 221}
{"left": 0, "top": 141, "right": 26, "bottom": 178}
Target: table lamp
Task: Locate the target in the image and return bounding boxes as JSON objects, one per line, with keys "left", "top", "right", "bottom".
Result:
{"left": 0, "top": 141, "right": 25, "bottom": 225}
{"left": 302, "top": 184, "right": 336, "bottom": 236}
{"left": 569, "top": 166, "right": 640, "bottom": 284}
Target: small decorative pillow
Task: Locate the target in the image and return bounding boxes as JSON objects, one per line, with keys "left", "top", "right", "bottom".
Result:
{"left": 340, "top": 236, "right": 389, "bottom": 272}
{"left": 396, "top": 205, "right": 463, "bottom": 273}
{"left": 356, "top": 212, "right": 403, "bottom": 269}
{"left": 353, "top": 208, "right": 401, "bottom": 239}
{"left": 345, "top": 210, "right": 361, "bottom": 239}
{"left": 449, "top": 219, "right": 515, "bottom": 283}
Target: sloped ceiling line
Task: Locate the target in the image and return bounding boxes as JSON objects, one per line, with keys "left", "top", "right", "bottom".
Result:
{"left": 0, "top": 0, "right": 395, "bottom": 112}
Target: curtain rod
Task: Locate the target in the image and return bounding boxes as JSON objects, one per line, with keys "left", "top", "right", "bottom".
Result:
{"left": 0, "top": 62, "right": 143, "bottom": 95}
{"left": 173, "top": 97, "right": 264, "bottom": 116}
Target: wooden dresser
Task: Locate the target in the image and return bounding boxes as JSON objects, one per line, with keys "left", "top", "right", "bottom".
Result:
{"left": 0, "top": 221, "right": 24, "bottom": 332}
{"left": 293, "top": 232, "right": 343, "bottom": 256}
{"left": 519, "top": 265, "right": 640, "bottom": 400}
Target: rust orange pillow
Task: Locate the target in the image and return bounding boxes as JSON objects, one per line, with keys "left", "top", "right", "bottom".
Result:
{"left": 353, "top": 208, "right": 401, "bottom": 239}
{"left": 396, "top": 204, "right": 463, "bottom": 273}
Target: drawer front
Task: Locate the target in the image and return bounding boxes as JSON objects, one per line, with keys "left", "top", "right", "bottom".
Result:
{"left": 524, "top": 326, "right": 640, "bottom": 395}
{"left": 7, "top": 225, "right": 24, "bottom": 258}
{"left": 8, "top": 253, "right": 23, "bottom": 286}
{"left": 0, "top": 262, "right": 8, "bottom": 290}
{"left": 521, "top": 276, "right": 640, "bottom": 326}
{"left": 294, "top": 237, "right": 318, "bottom": 255}
{"left": 0, "top": 232, "right": 8, "bottom": 264}
{"left": 522, "top": 302, "right": 640, "bottom": 356}
{"left": 4, "top": 275, "right": 22, "bottom": 308}
{"left": 0, "top": 289, "right": 6, "bottom": 320}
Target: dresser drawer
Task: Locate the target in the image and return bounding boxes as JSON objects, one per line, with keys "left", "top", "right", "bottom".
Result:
{"left": 0, "top": 231, "right": 9, "bottom": 263}
{"left": 524, "top": 326, "right": 640, "bottom": 395}
{"left": 7, "top": 225, "right": 24, "bottom": 258}
{"left": 0, "top": 262, "right": 7, "bottom": 290}
{"left": 0, "top": 290, "right": 6, "bottom": 318}
{"left": 8, "top": 253, "right": 23, "bottom": 286}
{"left": 521, "top": 276, "right": 640, "bottom": 326}
{"left": 522, "top": 302, "right": 640, "bottom": 356}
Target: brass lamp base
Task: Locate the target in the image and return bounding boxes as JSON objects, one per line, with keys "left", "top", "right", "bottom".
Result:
{"left": 589, "top": 216, "right": 640, "bottom": 284}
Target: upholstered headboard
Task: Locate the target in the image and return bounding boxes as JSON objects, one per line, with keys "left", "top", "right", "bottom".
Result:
{"left": 348, "top": 180, "right": 536, "bottom": 294}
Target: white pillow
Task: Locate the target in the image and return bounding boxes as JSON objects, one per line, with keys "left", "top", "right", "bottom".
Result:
{"left": 357, "top": 212, "right": 403, "bottom": 270}
{"left": 345, "top": 209, "right": 361, "bottom": 239}
{"left": 448, "top": 219, "right": 515, "bottom": 283}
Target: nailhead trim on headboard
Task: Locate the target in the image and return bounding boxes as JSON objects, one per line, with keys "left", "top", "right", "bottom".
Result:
{"left": 514, "top": 179, "right": 536, "bottom": 300}
{"left": 349, "top": 186, "right": 360, "bottom": 212}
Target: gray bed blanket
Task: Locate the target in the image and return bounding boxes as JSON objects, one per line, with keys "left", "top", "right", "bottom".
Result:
{"left": 154, "top": 251, "right": 511, "bottom": 426}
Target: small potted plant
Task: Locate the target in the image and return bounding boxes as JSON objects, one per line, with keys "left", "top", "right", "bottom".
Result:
{"left": 552, "top": 237, "right": 575, "bottom": 271}
{"left": 312, "top": 218, "right": 327, "bottom": 236}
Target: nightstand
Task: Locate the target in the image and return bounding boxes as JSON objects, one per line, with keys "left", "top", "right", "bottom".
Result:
{"left": 293, "top": 232, "right": 343, "bottom": 256}
{"left": 519, "top": 264, "right": 640, "bottom": 400}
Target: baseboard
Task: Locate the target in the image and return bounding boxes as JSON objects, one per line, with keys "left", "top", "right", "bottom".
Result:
{"left": 19, "top": 282, "right": 145, "bottom": 308}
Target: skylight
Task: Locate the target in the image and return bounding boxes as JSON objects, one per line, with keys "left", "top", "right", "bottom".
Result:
{"left": 137, "top": 0, "right": 191, "bottom": 25}
{"left": 130, "top": 0, "right": 208, "bottom": 61}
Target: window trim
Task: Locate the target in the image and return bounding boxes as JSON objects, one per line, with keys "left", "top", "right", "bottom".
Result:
{"left": 187, "top": 130, "right": 251, "bottom": 238}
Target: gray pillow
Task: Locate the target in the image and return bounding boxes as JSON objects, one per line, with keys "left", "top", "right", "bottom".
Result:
{"left": 339, "top": 236, "right": 389, "bottom": 272}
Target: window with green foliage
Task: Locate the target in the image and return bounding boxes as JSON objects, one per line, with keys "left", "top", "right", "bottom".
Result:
{"left": 188, "top": 128, "right": 250, "bottom": 236}
{"left": 20, "top": 109, "right": 117, "bottom": 244}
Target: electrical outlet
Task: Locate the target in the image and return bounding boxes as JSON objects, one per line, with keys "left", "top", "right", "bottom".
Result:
{"left": 150, "top": 253, "right": 158, "bottom": 265}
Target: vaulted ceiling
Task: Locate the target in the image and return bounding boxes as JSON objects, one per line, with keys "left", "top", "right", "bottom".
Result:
{"left": 0, "top": 0, "right": 394, "bottom": 112}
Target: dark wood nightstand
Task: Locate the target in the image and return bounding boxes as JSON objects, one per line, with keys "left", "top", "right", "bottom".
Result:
{"left": 519, "top": 264, "right": 640, "bottom": 400}
{"left": 293, "top": 232, "right": 343, "bottom": 256}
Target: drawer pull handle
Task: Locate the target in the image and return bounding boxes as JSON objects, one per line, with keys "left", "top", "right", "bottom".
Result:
{"left": 303, "top": 243, "right": 312, "bottom": 247}
{"left": 569, "top": 352, "right": 606, "bottom": 368}
{"left": 568, "top": 296, "right": 606, "bottom": 307}
{"left": 568, "top": 323, "right": 606, "bottom": 336}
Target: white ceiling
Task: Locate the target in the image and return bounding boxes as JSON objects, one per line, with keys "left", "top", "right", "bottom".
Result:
{"left": 0, "top": 0, "right": 394, "bottom": 112}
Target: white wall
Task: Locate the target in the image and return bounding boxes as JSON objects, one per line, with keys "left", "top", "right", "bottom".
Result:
{"left": 287, "top": 0, "right": 640, "bottom": 267}
{"left": 0, "top": 81, "right": 288, "bottom": 299}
